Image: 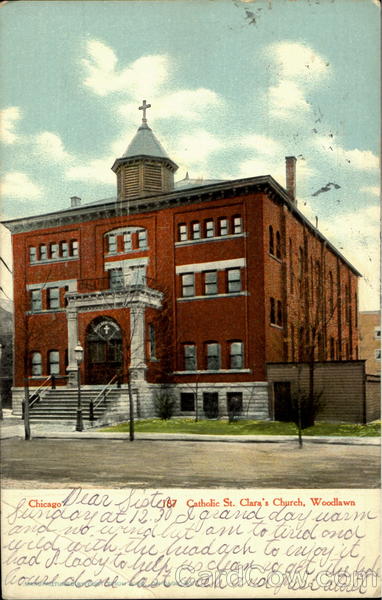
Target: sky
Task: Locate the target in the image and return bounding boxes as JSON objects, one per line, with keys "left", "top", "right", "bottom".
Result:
{"left": 0, "top": 0, "right": 380, "bottom": 310}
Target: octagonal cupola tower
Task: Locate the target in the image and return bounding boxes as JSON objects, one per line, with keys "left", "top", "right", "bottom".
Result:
{"left": 112, "top": 100, "right": 178, "bottom": 201}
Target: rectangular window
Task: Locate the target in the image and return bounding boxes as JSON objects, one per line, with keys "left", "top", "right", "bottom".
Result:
{"left": 233, "top": 216, "right": 242, "bottom": 234}
{"left": 227, "top": 268, "right": 241, "bottom": 293}
{"left": 206, "top": 343, "right": 220, "bottom": 370}
{"left": 230, "top": 341, "right": 243, "bottom": 369}
{"left": 270, "top": 297, "right": 276, "bottom": 324}
{"left": 374, "top": 327, "right": 381, "bottom": 339}
{"left": 180, "top": 393, "right": 195, "bottom": 412}
{"left": 375, "top": 349, "right": 381, "bottom": 360}
{"left": 108, "top": 234, "right": 117, "bottom": 253}
{"left": 130, "top": 265, "right": 146, "bottom": 286}
{"left": 191, "top": 222, "right": 200, "bottom": 240}
{"left": 178, "top": 224, "right": 187, "bottom": 242}
{"left": 29, "top": 247, "right": 37, "bottom": 263}
{"left": 48, "top": 350, "right": 60, "bottom": 375}
{"left": 203, "top": 392, "right": 219, "bottom": 418}
{"left": 205, "top": 220, "right": 214, "bottom": 238}
{"left": 181, "top": 273, "right": 195, "bottom": 297}
{"left": 184, "top": 344, "right": 196, "bottom": 370}
{"left": 39, "top": 245, "right": 47, "bottom": 260}
{"left": 123, "top": 232, "right": 132, "bottom": 251}
{"left": 219, "top": 218, "right": 228, "bottom": 236}
{"left": 110, "top": 268, "right": 124, "bottom": 289}
{"left": 148, "top": 324, "right": 156, "bottom": 359}
{"left": 138, "top": 230, "right": 148, "bottom": 248}
{"left": 31, "top": 289, "right": 42, "bottom": 312}
{"left": 204, "top": 270, "right": 218, "bottom": 295}
{"left": 31, "top": 352, "right": 42, "bottom": 376}
{"left": 50, "top": 243, "right": 59, "bottom": 259}
{"left": 60, "top": 242, "right": 69, "bottom": 258}
{"left": 71, "top": 240, "right": 79, "bottom": 257}
{"left": 48, "top": 287, "right": 60, "bottom": 309}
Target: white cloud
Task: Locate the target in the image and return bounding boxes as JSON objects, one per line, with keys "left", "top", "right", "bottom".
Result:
{"left": 360, "top": 185, "right": 380, "bottom": 197}
{"left": 268, "top": 41, "right": 329, "bottom": 82}
{"left": 119, "top": 88, "right": 223, "bottom": 123}
{"left": 267, "top": 79, "right": 311, "bottom": 119}
{"left": 314, "top": 135, "right": 379, "bottom": 171}
{"left": 0, "top": 107, "right": 22, "bottom": 144}
{"left": 82, "top": 40, "right": 169, "bottom": 97}
{"left": 239, "top": 133, "right": 282, "bottom": 156}
{"left": 1, "top": 171, "right": 43, "bottom": 199}
{"left": 34, "top": 131, "right": 73, "bottom": 162}
{"left": 168, "top": 129, "right": 224, "bottom": 169}
{"left": 66, "top": 157, "right": 115, "bottom": 185}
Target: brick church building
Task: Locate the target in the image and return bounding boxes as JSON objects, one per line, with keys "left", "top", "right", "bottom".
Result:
{"left": 4, "top": 102, "right": 360, "bottom": 421}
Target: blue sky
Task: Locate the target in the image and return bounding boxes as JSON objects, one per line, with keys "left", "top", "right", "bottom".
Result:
{"left": 0, "top": 0, "right": 380, "bottom": 309}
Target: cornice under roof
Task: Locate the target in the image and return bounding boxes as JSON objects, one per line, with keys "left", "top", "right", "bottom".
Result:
{"left": 1, "top": 175, "right": 361, "bottom": 277}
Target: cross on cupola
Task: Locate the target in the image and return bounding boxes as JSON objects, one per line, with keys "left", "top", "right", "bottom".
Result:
{"left": 139, "top": 99, "right": 151, "bottom": 124}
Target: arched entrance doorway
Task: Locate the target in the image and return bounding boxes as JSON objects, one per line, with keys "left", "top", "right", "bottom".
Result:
{"left": 85, "top": 317, "right": 123, "bottom": 384}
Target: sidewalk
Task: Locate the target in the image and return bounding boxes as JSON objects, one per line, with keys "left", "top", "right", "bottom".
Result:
{"left": 1, "top": 412, "right": 379, "bottom": 445}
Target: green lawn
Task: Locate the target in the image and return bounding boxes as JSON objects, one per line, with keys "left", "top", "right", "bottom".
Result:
{"left": 100, "top": 418, "right": 381, "bottom": 437}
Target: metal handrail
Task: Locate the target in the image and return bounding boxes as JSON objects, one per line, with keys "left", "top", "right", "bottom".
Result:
{"left": 29, "top": 375, "right": 52, "bottom": 408}
{"left": 89, "top": 374, "right": 119, "bottom": 421}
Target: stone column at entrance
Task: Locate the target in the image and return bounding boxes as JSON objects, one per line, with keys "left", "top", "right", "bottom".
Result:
{"left": 129, "top": 305, "right": 147, "bottom": 383}
{"left": 66, "top": 307, "right": 79, "bottom": 387}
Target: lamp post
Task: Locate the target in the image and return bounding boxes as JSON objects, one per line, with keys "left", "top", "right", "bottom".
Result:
{"left": 74, "top": 341, "right": 84, "bottom": 432}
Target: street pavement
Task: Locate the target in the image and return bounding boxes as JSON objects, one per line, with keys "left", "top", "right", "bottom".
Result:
{"left": 1, "top": 415, "right": 380, "bottom": 489}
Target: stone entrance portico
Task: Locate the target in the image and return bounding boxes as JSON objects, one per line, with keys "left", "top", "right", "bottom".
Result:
{"left": 65, "top": 285, "right": 163, "bottom": 387}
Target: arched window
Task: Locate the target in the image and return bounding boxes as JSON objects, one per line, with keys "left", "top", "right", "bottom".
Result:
{"left": 269, "top": 226, "right": 274, "bottom": 255}
{"left": 31, "top": 352, "right": 42, "bottom": 376}
{"left": 48, "top": 350, "right": 60, "bottom": 375}
{"left": 229, "top": 341, "right": 243, "bottom": 369}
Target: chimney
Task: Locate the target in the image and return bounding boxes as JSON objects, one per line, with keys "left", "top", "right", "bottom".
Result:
{"left": 70, "top": 196, "right": 81, "bottom": 208}
{"left": 285, "top": 156, "right": 297, "bottom": 205}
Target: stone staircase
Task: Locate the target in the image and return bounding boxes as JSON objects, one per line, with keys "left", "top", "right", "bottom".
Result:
{"left": 28, "top": 388, "right": 123, "bottom": 424}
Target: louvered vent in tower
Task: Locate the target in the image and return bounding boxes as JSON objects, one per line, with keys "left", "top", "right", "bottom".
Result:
{"left": 143, "top": 164, "right": 162, "bottom": 192}
{"left": 123, "top": 165, "right": 140, "bottom": 197}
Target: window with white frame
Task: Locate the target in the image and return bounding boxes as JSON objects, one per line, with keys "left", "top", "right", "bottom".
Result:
{"left": 39, "top": 244, "right": 47, "bottom": 260}
{"left": 227, "top": 268, "right": 241, "bottom": 293}
{"left": 123, "top": 232, "right": 132, "bottom": 251}
{"left": 60, "top": 241, "right": 69, "bottom": 258}
{"left": 48, "top": 287, "right": 60, "bottom": 309}
{"left": 205, "top": 220, "right": 214, "bottom": 238}
{"left": 110, "top": 268, "right": 124, "bottom": 289}
{"left": 29, "top": 247, "right": 37, "bottom": 263}
{"left": 31, "top": 352, "right": 42, "bottom": 376}
{"left": 31, "top": 289, "right": 42, "bottom": 312}
{"left": 178, "top": 224, "right": 187, "bottom": 242}
{"left": 183, "top": 344, "right": 196, "bottom": 370}
{"left": 229, "top": 341, "right": 243, "bottom": 369}
{"left": 219, "top": 218, "right": 228, "bottom": 236}
{"left": 71, "top": 240, "right": 79, "bottom": 257}
{"left": 233, "top": 215, "right": 242, "bottom": 234}
{"left": 204, "top": 270, "right": 218, "bottom": 295}
{"left": 191, "top": 221, "right": 200, "bottom": 240}
{"left": 48, "top": 350, "right": 60, "bottom": 375}
{"left": 108, "top": 234, "right": 117, "bottom": 253}
{"left": 138, "top": 230, "right": 148, "bottom": 249}
{"left": 181, "top": 273, "right": 195, "bottom": 297}
{"left": 206, "top": 342, "right": 220, "bottom": 370}
{"left": 50, "top": 243, "right": 59, "bottom": 259}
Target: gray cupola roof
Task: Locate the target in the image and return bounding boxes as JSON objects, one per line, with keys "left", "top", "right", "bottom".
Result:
{"left": 122, "top": 122, "right": 170, "bottom": 160}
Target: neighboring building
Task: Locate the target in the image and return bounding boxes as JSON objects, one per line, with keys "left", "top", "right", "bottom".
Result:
{"left": 3, "top": 104, "right": 361, "bottom": 420}
{"left": 0, "top": 299, "right": 13, "bottom": 409}
{"left": 359, "top": 310, "right": 381, "bottom": 375}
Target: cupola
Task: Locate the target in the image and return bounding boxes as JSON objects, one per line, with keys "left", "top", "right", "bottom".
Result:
{"left": 111, "top": 100, "right": 178, "bottom": 201}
